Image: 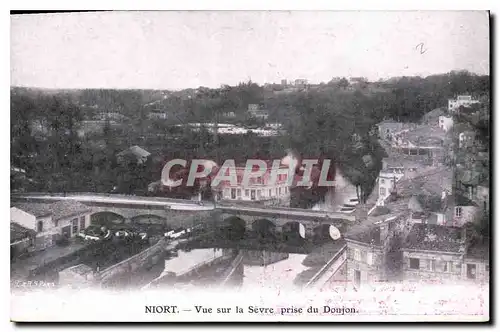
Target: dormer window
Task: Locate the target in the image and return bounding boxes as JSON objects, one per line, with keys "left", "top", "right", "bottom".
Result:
{"left": 455, "top": 207, "right": 463, "bottom": 218}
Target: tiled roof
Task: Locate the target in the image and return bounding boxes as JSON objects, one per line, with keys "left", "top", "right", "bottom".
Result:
{"left": 345, "top": 224, "right": 382, "bottom": 247}
{"left": 403, "top": 224, "right": 465, "bottom": 253}
{"left": 392, "top": 167, "right": 453, "bottom": 198}
{"left": 10, "top": 222, "right": 35, "bottom": 243}
{"left": 50, "top": 201, "right": 92, "bottom": 221}
{"left": 12, "top": 201, "right": 91, "bottom": 221}
{"left": 12, "top": 203, "right": 53, "bottom": 217}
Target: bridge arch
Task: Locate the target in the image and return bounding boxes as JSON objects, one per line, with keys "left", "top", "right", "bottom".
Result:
{"left": 251, "top": 218, "right": 278, "bottom": 239}
{"left": 91, "top": 211, "right": 126, "bottom": 226}
{"left": 223, "top": 216, "right": 246, "bottom": 240}
{"left": 281, "top": 221, "right": 306, "bottom": 241}
{"left": 313, "top": 224, "right": 343, "bottom": 243}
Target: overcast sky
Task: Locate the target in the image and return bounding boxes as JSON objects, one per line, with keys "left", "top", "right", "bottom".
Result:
{"left": 11, "top": 11, "right": 489, "bottom": 90}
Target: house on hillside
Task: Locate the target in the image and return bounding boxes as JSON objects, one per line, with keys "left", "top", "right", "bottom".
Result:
{"left": 421, "top": 108, "right": 446, "bottom": 126}
{"left": 247, "top": 104, "right": 269, "bottom": 120}
{"left": 448, "top": 95, "right": 480, "bottom": 113}
{"left": 392, "top": 125, "right": 447, "bottom": 165}
{"left": 148, "top": 110, "right": 168, "bottom": 120}
{"left": 116, "top": 145, "right": 151, "bottom": 165}
{"left": 438, "top": 115, "right": 454, "bottom": 132}
{"left": 10, "top": 201, "right": 92, "bottom": 254}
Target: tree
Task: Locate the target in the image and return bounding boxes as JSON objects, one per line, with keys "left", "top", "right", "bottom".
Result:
{"left": 337, "top": 77, "right": 350, "bottom": 89}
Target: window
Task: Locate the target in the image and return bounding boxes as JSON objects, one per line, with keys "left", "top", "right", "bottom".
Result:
{"left": 257, "top": 190, "right": 261, "bottom": 199}
{"left": 37, "top": 220, "right": 43, "bottom": 233}
{"left": 54, "top": 220, "right": 58, "bottom": 227}
{"left": 276, "top": 188, "right": 278, "bottom": 196}
{"left": 71, "top": 218, "right": 78, "bottom": 235}
{"left": 426, "top": 259, "right": 436, "bottom": 271}
{"left": 443, "top": 261, "right": 451, "bottom": 272}
{"left": 245, "top": 189, "right": 249, "bottom": 197}
{"left": 231, "top": 189, "right": 236, "bottom": 199}
{"left": 367, "top": 252, "right": 373, "bottom": 265}
{"left": 79, "top": 216, "right": 85, "bottom": 230}
{"left": 279, "top": 187, "right": 282, "bottom": 195}
{"left": 251, "top": 190, "right": 256, "bottom": 200}
{"left": 380, "top": 179, "right": 385, "bottom": 184}
{"left": 380, "top": 188, "right": 386, "bottom": 196}
{"left": 409, "top": 258, "right": 420, "bottom": 270}
{"left": 354, "top": 249, "right": 361, "bottom": 261}
{"left": 237, "top": 189, "right": 242, "bottom": 197}
{"left": 467, "top": 264, "right": 476, "bottom": 280}
{"left": 268, "top": 189, "right": 272, "bottom": 197}
{"left": 455, "top": 207, "right": 463, "bottom": 218}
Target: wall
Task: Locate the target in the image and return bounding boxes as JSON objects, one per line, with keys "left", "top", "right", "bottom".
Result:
{"left": 55, "top": 213, "right": 92, "bottom": 238}
{"left": 402, "top": 250, "right": 463, "bottom": 282}
{"left": 463, "top": 258, "right": 489, "bottom": 283}
{"left": 446, "top": 205, "right": 478, "bottom": 227}
{"left": 438, "top": 116, "right": 454, "bottom": 132}
{"left": 346, "top": 241, "right": 385, "bottom": 286}
{"left": 10, "top": 207, "right": 37, "bottom": 230}
{"left": 95, "top": 239, "right": 167, "bottom": 285}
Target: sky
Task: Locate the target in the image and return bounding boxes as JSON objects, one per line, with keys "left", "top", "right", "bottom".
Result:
{"left": 10, "top": 11, "right": 490, "bottom": 90}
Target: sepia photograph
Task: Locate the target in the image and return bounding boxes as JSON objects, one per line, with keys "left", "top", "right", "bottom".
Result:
{"left": 9, "top": 10, "right": 490, "bottom": 322}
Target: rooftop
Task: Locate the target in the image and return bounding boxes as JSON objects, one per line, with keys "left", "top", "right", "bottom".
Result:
{"left": 391, "top": 166, "right": 453, "bottom": 198}
{"left": 117, "top": 145, "right": 151, "bottom": 158}
{"left": 403, "top": 224, "right": 465, "bottom": 253}
{"left": 12, "top": 201, "right": 91, "bottom": 221}
{"left": 12, "top": 202, "right": 53, "bottom": 218}
{"left": 402, "top": 125, "right": 446, "bottom": 146}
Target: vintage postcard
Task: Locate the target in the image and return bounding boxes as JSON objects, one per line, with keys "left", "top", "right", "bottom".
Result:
{"left": 10, "top": 10, "right": 490, "bottom": 322}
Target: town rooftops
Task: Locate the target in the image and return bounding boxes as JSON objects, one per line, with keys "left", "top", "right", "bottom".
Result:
{"left": 10, "top": 222, "right": 36, "bottom": 243}
{"left": 401, "top": 126, "right": 446, "bottom": 146}
{"left": 391, "top": 166, "right": 453, "bottom": 198}
{"left": 12, "top": 201, "right": 91, "bottom": 221}
{"left": 403, "top": 224, "right": 465, "bottom": 253}
{"left": 117, "top": 145, "right": 151, "bottom": 158}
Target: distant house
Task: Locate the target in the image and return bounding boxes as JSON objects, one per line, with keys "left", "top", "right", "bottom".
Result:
{"left": 377, "top": 120, "right": 407, "bottom": 140}
{"left": 94, "top": 112, "right": 128, "bottom": 122}
{"left": 448, "top": 95, "right": 480, "bottom": 113}
{"left": 458, "top": 131, "right": 476, "bottom": 149}
{"left": 222, "top": 111, "right": 236, "bottom": 118}
{"left": 421, "top": 108, "right": 446, "bottom": 126}
{"left": 10, "top": 201, "right": 92, "bottom": 253}
{"left": 148, "top": 110, "right": 168, "bottom": 120}
{"left": 116, "top": 145, "right": 151, "bottom": 165}
{"left": 438, "top": 115, "right": 454, "bottom": 132}
{"left": 294, "top": 79, "right": 309, "bottom": 89}
{"left": 77, "top": 120, "right": 118, "bottom": 138}
{"left": 247, "top": 104, "right": 269, "bottom": 120}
